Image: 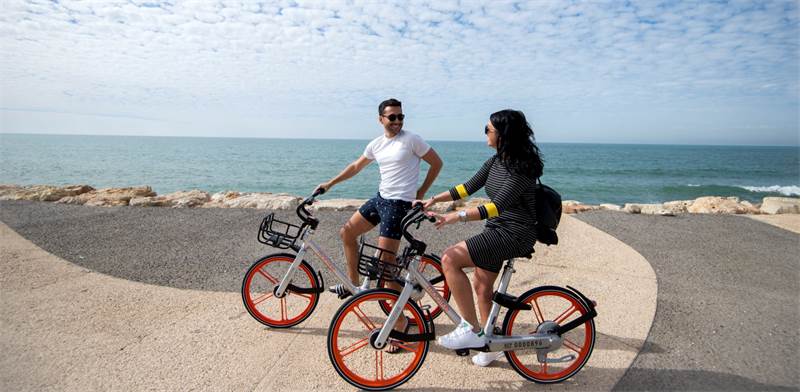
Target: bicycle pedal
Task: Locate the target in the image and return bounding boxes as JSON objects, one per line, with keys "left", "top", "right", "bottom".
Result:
{"left": 455, "top": 349, "right": 470, "bottom": 357}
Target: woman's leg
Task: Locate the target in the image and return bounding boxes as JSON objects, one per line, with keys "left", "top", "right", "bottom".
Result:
{"left": 472, "top": 267, "right": 500, "bottom": 328}
{"left": 441, "top": 241, "right": 481, "bottom": 330}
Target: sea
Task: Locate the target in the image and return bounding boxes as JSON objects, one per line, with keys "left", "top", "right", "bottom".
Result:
{"left": 1, "top": 133, "right": 798, "bottom": 205}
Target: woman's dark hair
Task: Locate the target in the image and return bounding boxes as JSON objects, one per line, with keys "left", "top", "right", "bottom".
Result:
{"left": 489, "top": 109, "right": 544, "bottom": 178}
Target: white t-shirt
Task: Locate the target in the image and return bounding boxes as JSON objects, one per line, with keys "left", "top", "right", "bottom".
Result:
{"left": 363, "top": 130, "right": 431, "bottom": 202}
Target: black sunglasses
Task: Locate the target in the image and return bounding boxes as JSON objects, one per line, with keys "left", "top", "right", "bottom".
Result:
{"left": 382, "top": 114, "right": 405, "bottom": 122}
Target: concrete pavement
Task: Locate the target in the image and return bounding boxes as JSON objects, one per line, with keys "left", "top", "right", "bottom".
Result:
{"left": 0, "top": 207, "right": 656, "bottom": 391}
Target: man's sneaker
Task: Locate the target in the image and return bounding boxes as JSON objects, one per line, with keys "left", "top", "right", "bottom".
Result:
{"left": 329, "top": 284, "right": 352, "bottom": 299}
{"left": 437, "top": 320, "right": 485, "bottom": 350}
{"left": 472, "top": 351, "right": 503, "bottom": 367}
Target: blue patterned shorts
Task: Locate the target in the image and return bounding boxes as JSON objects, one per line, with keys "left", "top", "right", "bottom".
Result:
{"left": 358, "top": 193, "right": 412, "bottom": 240}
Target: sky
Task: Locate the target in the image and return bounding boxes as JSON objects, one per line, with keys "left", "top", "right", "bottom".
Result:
{"left": 0, "top": 0, "right": 798, "bottom": 145}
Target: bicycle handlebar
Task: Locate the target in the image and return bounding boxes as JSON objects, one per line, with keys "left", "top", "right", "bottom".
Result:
{"left": 400, "top": 204, "right": 436, "bottom": 248}
{"left": 296, "top": 188, "right": 326, "bottom": 229}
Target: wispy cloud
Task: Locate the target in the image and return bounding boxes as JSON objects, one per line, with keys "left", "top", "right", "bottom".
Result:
{"left": 1, "top": 0, "right": 797, "bottom": 144}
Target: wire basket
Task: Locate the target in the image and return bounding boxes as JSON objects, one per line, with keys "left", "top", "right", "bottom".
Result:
{"left": 357, "top": 241, "right": 403, "bottom": 282}
{"left": 258, "top": 213, "right": 303, "bottom": 249}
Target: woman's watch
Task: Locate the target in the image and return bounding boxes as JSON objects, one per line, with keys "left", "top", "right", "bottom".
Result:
{"left": 457, "top": 210, "right": 468, "bottom": 223}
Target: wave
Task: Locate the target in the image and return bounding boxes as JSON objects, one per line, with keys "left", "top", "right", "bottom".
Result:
{"left": 739, "top": 185, "right": 800, "bottom": 196}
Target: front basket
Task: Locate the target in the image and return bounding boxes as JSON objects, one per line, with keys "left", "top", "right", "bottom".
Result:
{"left": 258, "top": 213, "right": 303, "bottom": 249}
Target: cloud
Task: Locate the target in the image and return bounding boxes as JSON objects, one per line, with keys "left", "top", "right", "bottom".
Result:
{"left": 0, "top": 0, "right": 797, "bottom": 145}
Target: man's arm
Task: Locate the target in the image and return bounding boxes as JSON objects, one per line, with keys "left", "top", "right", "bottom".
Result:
{"left": 317, "top": 155, "right": 372, "bottom": 192}
{"left": 416, "top": 148, "right": 443, "bottom": 200}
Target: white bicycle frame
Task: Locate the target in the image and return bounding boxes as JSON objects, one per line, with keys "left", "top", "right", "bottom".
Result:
{"left": 274, "top": 226, "right": 367, "bottom": 298}
{"left": 374, "top": 255, "right": 566, "bottom": 355}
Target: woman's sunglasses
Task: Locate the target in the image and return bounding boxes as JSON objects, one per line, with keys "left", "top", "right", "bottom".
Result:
{"left": 381, "top": 114, "right": 405, "bottom": 122}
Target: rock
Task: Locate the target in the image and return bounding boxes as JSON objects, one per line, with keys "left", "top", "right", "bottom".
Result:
{"left": 621, "top": 203, "right": 674, "bottom": 216}
{"left": 760, "top": 197, "right": 800, "bottom": 214}
{"left": 428, "top": 200, "right": 461, "bottom": 213}
{"left": 202, "top": 192, "right": 301, "bottom": 210}
{"left": 640, "top": 204, "right": 672, "bottom": 216}
{"left": 0, "top": 184, "right": 94, "bottom": 201}
{"left": 663, "top": 200, "right": 693, "bottom": 214}
{"left": 623, "top": 203, "right": 642, "bottom": 214}
{"left": 739, "top": 200, "right": 762, "bottom": 214}
{"left": 130, "top": 190, "right": 210, "bottom": 208}
{"left": 459, "top": 197, "right": 491, "bottom": 210}
{"left": 313, "top": 199, "right": 367, "bottom": 211}
{"left": 687, "top": 196, "right": 749, "bottom": 214}
{"left": 563, "top": 203, "right": 595, "bottom": 214}
{"left": 57, "top": 186, "right": 156, "bottom": 206}
{"left": 560, "top": 200, "right": 587, "bottom": 214}
{"left": 599, "top": 203, "right": 621, "bottom": 211}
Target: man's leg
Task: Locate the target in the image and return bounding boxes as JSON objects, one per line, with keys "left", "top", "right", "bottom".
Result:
{"left": 377, "top": 236, "right": 402, "bottom": 286}
{"left": 340, "top": 211, "right": 376, "bottom": 285}
{"left": 377, "top": 235, "right": 407, "bottom": 331}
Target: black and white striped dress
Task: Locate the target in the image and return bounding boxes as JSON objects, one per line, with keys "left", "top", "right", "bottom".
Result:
{"left": 449, "top": 156, "right": 537, "bottom": 273}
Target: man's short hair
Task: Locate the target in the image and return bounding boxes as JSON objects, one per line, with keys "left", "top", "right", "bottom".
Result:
{"left": 379, "top": 98, "right": 402, "bottom": 115}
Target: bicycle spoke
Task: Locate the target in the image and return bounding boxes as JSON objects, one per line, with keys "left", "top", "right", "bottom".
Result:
{"left": 531, "top": 298, "right": 545, "bottom": 324}
{"left": 252, "top": 291, "right": 274, "bottom": 305}
{"left": 339, "top": 337, "right": 371, "bottom": 358}
{"left": 289, "top": 291, "right": 314, "bottom": 301}
{"left": 554, "top": 305, "right": 578, "bottom": 325}
{"left": 280, "top": 297, "right": 287, "bottom": 321}
{"left": 563, "top": 337, "right": 583, "bottom": 354}
{"left": 353, "top": 305, "right": 377, "bottom": 331}
{"left": 375, "top": 351, "right": 384, "bottom": 381}
{"left": 542, "top": 361, "right": 548, "bottom": 374}
{"left": 257, "top": 269, "right": 279, "bottom": 284}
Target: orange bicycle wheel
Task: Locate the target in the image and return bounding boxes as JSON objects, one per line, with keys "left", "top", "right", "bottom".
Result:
{"left": 502, "top": 286, "right": 595, "bottom": 383}
{"left": 327, "top": 289, "right": 429, "bottom": 391}
{"left": 241, "top": 253, "right": 320, "bottom": 328}
{"left": 377, "top": 254, "right": 450, "bottom": 321}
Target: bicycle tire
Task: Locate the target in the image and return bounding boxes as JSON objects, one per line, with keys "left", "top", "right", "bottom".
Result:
{"left": 241, "top": 253, "right": 320, "bottom": 328}
{"left": 501, "top": 285, "right": 596, "bottom": 383}
{"left": 376, "top": 254, "right": 450, "bottom": 321}
{"left": 327, "top": 288, "right": 430, "bottom": 391}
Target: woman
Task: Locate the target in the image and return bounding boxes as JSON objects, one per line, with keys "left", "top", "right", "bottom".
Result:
{"left": 422, "top": 109, "right": 544, "bottom": 367}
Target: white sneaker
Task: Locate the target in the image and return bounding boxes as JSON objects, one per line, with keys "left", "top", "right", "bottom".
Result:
{"left": 472, "top": 351, "right": 503, "bottom": 367}
{"left": 437, "top": 320, "right": 486, "bottom": 350}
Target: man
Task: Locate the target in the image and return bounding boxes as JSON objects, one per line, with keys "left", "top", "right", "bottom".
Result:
{"left": 316, "top": 98, "right": 442, "bottom": 299}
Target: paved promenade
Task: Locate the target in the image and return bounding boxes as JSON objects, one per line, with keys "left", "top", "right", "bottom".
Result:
{"left": 577, "top": 212, "right": 799, "bottom": 391}
{"left": 1, "top": 201, "right": 656, "bottom": 391}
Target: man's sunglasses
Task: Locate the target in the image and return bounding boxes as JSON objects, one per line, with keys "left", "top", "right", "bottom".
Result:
{"left": 381, "top": 114, "right": 405, "bottom": 122}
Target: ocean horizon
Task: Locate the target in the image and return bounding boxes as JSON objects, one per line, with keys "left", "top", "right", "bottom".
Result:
{"left": 1, "top": 133, "right": 798, "bottom": 205}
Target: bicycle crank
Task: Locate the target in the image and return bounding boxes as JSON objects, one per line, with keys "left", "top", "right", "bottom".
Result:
{"left": 539, "top": 353, "right": 577, "bottom": 363}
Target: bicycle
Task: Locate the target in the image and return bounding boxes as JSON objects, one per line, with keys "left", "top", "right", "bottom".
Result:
{"left": 241, "top": 189, "right": 452, "bottom": 328}
{"left": 326, "top": 205, "right": 598, "bottom": 390}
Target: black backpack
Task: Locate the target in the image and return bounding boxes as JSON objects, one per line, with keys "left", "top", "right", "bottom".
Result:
{"left": 534, "top": 179, "right": 562, "bottom": 245}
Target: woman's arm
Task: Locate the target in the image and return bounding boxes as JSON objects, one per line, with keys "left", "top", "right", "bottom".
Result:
{"left": 432, "top": 168, "right": 534, "bottom": 228}
{"left": 422, "top": 157, "right": 494, "bottom": 209}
